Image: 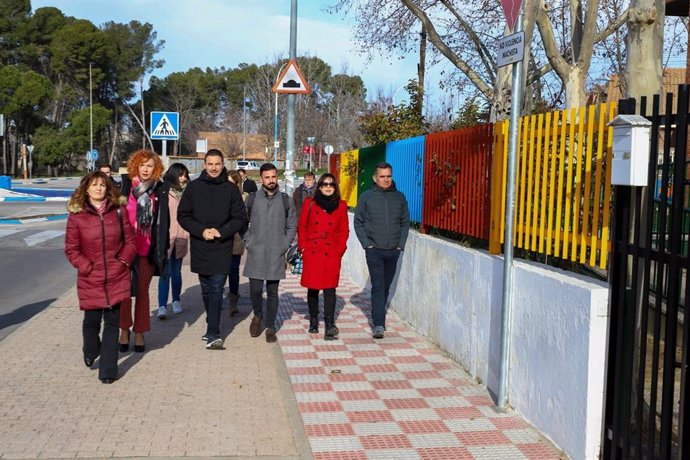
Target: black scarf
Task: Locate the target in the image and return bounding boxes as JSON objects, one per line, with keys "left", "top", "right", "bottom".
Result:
{"left": 314, "top": 191, "right": 339, "bottom": 214}
{"left": 132, "top": 179, "right": 156, "bottom": 232}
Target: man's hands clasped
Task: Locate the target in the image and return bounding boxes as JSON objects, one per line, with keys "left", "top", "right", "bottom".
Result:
{"left": 202, "top": 228, "right": 221, "bottom": 241}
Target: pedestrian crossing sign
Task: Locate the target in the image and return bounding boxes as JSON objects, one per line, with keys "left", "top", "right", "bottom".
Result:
{"left": 150, "top": 111, "right": 179, "bottom": 140}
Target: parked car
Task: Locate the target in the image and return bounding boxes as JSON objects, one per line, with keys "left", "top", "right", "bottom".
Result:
{"left": 236, "top": 160, "right": 261, "bottom": 170}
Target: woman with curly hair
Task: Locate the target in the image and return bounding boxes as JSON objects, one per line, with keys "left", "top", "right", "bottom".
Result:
{"left": 118, "top": 149, "right": 165, "bottom": 353}
{"left": 65, "top": 171, "right": 136, "bottom": 383}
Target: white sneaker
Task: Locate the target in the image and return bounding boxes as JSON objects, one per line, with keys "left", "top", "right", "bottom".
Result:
{"left": 206, "top": 338, "right": 224, "bottom": 350}
{"left": 172, "top": 301, "right": 183, "bottom": 314}
{"left": 157, "top": 306, "right": 168, "bottom": 320}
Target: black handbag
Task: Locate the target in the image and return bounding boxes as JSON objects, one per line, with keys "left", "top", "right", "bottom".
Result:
{"left": 117, "top": 208, "right": 138, "bottom": 297}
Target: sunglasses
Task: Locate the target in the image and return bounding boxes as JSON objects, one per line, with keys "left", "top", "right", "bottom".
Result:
{"left": 320, "top": 182, "right": 336, "bottom": 187}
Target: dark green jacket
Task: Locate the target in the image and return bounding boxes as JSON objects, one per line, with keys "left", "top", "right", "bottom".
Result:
{"left": 354, "top": 182, "right": 410, "bottom": 250}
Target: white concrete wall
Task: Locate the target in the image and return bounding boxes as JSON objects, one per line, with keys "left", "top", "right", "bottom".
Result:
{"left": 343, "top": 214, "right": 609, "bottom": 460}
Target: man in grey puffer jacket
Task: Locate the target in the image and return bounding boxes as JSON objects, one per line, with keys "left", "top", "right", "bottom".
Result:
{"left": 354, "top": 162, "right": 410, "bottom": 339}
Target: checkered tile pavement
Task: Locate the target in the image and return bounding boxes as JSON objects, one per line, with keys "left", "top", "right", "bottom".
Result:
{"left": 275, "top": 272, "right": 564, "bottom": 460}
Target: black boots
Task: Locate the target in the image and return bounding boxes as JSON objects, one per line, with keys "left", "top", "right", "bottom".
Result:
{"left": 308, "top": 316, "right": 319, "bottom": 334}
{"left": 324, "top": 318, "right": 339, "bottom": 341}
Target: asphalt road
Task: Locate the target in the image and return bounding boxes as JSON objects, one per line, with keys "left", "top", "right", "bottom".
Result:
{"left": 0, "top": 215, "right": 72, "bottom": 343}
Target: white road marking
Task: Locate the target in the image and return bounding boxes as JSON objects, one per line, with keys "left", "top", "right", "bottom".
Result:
{"left": 24, "top": 230, "right": 65, "bottom": 247}
{"left": 0, "top": 229, "right": 22, "bottom": 238}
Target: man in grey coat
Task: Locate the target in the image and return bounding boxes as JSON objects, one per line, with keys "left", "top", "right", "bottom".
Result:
{"left": 243, "top": 163, "right": 297, "bottom": 342}
{"left": 354, "top": 162, "right": 410, "bottom": 339}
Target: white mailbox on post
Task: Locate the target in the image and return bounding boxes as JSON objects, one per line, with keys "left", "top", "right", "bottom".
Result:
{"left": 608, "top": 114, "right": 652, "bottom": 186}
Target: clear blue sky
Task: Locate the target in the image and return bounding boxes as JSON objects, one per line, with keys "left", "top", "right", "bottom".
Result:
{"left": 31, "top": 0, "right": 437, "bottom": 104}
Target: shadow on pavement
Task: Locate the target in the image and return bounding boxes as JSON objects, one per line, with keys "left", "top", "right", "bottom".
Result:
{"left": 0, "top": 298, "right": 56, "bottom": 333}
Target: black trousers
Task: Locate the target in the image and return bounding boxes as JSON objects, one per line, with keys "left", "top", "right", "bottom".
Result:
{"left": 250, "top": 279, "right": 280, "bottom": 329}
{"left": 307, "top": 288, "right": 336, "bottom": 322}
{"left": 83, "top": 305, "right": 120, "bottom": 380}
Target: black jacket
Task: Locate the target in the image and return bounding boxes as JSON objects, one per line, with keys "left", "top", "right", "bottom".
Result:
{"left": 242, "top": 178, "right": 258, "bottom": 194}
{"left": 178, "top": 170, "right": 247, "bottom": 275}
{"left": 354, "top": 182, "right": 410, "bottom": 250}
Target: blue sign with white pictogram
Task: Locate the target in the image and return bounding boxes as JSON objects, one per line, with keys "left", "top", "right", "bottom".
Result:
{"left": 150, "top": 111, "right": 179, "bottom": 140}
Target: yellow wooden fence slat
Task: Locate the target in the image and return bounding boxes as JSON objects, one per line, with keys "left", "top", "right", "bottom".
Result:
{"left": 571, "top": 107, "right": 586, "bottom": 261}
{"left": 579, "top": 105, "right": 597, "bottom": 263}
{"left": 554, "top": 109, "right": 568, "bottom": 258}
{"left": 517, "top": 116, "right": 530, "bottom": 247}
{"left": 563, "top": 108, "right": 577, "bottom": 258}
{"left": 539, "top": 112, "right": 551, "bottom": 253}
{"left": 525, "top": 115, "right": 538, "bottom": 249}
{"left": 589, "top": 103, "right": 607, "bottom": 266}
{"left": 531, "top": 113, "right": 544, "bottom": 251}
{"left": 546, "top": 110, "right": 560, "bottom": 255}
{"left": 599, "top": 103, "right": 616, "bottom": 268}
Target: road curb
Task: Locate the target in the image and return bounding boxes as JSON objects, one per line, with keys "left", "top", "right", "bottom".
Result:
{"left": 0, "top": 213, "right": 68, "bottom": 225}
{"left": 0, "top": 196, "right": 46, "bottom": 202}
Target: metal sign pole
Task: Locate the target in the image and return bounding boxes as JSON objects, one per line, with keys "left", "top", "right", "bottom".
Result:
{"left": 162, "top": 140, "right": 168, "bottom": 169}
{"left": 497, "top": 7, "right": 525, "bottom": 411}
{"left": 284, "top": 0, "right": 298, "bottom": 194}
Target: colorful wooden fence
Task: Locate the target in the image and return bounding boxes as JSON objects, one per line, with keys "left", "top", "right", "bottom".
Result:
{"left": 338, "top": 149, "right": 359, "bottom": 207}
{"left": 489, "top": 103, "right": 616, "bottom": 269}
{"left": 357, "top": 144, "right": 386, "bottom": 198}
{"left": 423, "top": 125, "right": 495, "bottom": 240}
{"left": 387, "top": 136, "right": 425, "bottom": 223}
{"left": 328, "top": 102, "right": 616, "bottom": 269}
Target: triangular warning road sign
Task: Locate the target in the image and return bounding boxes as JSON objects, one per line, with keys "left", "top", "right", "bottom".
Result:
{"left": 272, "top": 59, "right": 311, "bottom": 94}
{"left": 152, "top": 113, "right": 177, "bottom": 137}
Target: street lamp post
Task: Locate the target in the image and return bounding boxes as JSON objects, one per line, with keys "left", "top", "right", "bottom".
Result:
{"left": 273, "top": 63, "right": 288, "bottom": 166}
{"left": 274, "top": 91, "right": 278, "bottom": 165}
{"left": 242, "top": 86, "right": 247, "bottom": 162}
{"left": 89, "top": 62, "right": 93, "bottom": 156}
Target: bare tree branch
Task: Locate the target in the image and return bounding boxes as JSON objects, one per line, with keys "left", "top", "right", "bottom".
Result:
{"left": 400, "top": 0, "right": 493, "bottom": 98}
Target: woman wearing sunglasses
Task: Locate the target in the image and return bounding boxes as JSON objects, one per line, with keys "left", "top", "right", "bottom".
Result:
{"left": 297, "top": 173, "right": 349, "bottom": 340}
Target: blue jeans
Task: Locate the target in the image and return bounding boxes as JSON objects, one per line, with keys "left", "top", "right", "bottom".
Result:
{"left": 158, "top": 256, "right": 183, "bottom": 307}
{"left": 228, "top": 255, "right": 242, "bottom": 295}
{"left": 365, "top": 248, "right": 401, "bottom": 328}
{"left": 198, "top": 273, "right": 227, "bottom": 340}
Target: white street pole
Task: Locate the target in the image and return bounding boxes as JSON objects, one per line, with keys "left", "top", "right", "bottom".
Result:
{"left": 243, "top": 85, "right": 247, "bottom": 162}
{"left": 498, "top": 7, "right": 525, "bottom": 412}
{"left": 274, "top": 92, "right": 279, "bottom": 165}
{"left": 285, "top": 0, "right": 298, "bottom": 194}
{"left": 89, "top": 62, "right": 93, "bottom": 155}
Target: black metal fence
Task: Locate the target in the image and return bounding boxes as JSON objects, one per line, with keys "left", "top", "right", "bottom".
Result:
{"left": 603, "top": 86, "right": 689, "bottom": 459}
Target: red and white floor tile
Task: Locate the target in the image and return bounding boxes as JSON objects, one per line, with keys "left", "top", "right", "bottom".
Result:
{"left": 277, "top": 273, "right": 563, "bottom": 460}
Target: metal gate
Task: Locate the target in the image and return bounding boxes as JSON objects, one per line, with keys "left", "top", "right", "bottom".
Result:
{"left": 603, "top": 86, "right": 690, "bottom": 458}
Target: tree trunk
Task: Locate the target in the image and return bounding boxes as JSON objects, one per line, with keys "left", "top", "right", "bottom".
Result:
{"left": 624, "top": 0, "right": 664, "bottom": 100}
{"left": 564, "top": 67, "right": 587, "bottom": 108}
{"left": 418, "top": 25, "right": 426, "bottom": 118}
{"left": 140, "top": 78, "right": 147, "bottom": 149}
{"left": 109, "top": 105, "right": 118, "bottom": 166}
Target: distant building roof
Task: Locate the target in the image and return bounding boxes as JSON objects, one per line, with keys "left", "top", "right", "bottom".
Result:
{"left": 198, "top": 131, "right": 272, "bottom": 161}
{"left": 606, "top": 68, "right": 686, "bottom": 112}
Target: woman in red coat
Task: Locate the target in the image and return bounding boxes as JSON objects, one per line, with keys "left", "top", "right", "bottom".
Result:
{"left": 65, "top": 171, "right": 136, "bottom": 383}
{"left": 297, "top": 173, "right": 349, "bottom": 340}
